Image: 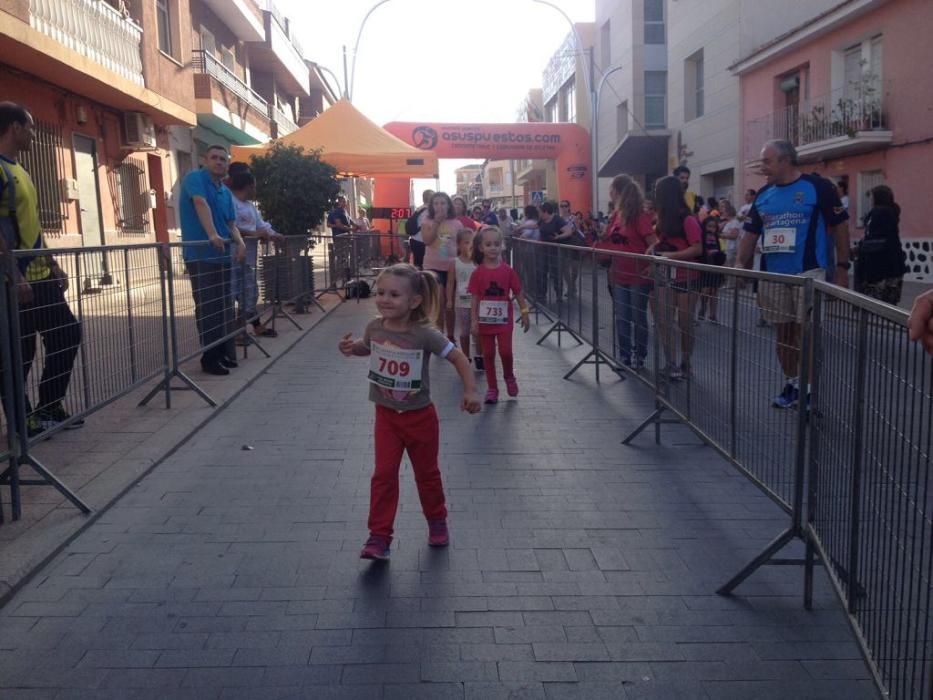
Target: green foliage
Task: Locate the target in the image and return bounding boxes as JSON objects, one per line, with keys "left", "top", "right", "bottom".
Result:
{"left": 247, "top": 143, "right": 341, "bottom": 237}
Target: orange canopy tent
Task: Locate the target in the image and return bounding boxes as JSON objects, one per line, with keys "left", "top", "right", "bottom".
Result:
{"left": 230, "top": 98, "right": 438, "bottom": 178}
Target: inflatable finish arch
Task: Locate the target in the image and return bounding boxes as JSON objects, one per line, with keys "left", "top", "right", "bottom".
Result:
{"left": 375, "top": 121, "right": 592, "bottom": 214}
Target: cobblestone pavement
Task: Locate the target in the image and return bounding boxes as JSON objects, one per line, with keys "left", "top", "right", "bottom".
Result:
{"left": 0, "top": 299, "right": 876, "bottom": 699}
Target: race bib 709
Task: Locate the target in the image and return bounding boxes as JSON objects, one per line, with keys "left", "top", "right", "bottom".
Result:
{"left": 368, "top": 342, "right": 423, "bottom": 390}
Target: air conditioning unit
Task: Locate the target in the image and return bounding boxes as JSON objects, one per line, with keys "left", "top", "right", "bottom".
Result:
{"left": 123, "top": 112, "right": 157, "bottom": 149}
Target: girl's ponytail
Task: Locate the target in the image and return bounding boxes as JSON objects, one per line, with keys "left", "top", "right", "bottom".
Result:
{"left": 415, "top": 270, "right": 440, "bottom": 326}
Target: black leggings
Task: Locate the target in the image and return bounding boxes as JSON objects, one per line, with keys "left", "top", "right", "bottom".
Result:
{"left": 3, "top": 277, "right": 82, "bottom": 414}
{"left": 409, "top": 239, "right": 426, "bottom": 269}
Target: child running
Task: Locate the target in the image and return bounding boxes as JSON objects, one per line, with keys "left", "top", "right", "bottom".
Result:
{"left": 447, "top": 229, "right": 484, "bottom": 372}
{"left": 339, "top": 264, "right": 481, "bottom": 561}
{"left": 468, "top": 226, "right": 530, "bottom": 404}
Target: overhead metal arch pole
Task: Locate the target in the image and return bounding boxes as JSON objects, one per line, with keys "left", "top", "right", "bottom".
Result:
{"left": 316, "top": 64, "right": 345, "bottom": 100}
{"left": 349, "top": 0, "right": 393, "bottom": 101}
{"left": 594, "top": 65, "right": 625, "bottom": 209}
{"left": 532, "top": 0, "right": 598, "bottom": 213}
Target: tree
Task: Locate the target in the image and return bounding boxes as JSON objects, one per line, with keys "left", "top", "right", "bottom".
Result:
{"left": 247, "top": 143, "right": 341, "bottom": 236}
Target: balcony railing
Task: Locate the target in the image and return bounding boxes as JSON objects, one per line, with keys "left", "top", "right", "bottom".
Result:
{"left": 263, "top": 0, "right": 286, "bottom": 32}
{"left": 272, "top": 105, "right": 298, "bottom": 136}
{"left": 745, "top": 82, "right": 891, "bottom": 163}
{"left": 29, "top": 0, "right": 144, "bottom": 86}
{"left": 192, "top": 49, "right": 269, "bottom": 116}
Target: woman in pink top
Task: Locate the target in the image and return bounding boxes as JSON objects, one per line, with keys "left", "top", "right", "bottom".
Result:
{"left": 648, "top": 176, "right": 703, "bottom": 381}
{"left": 421, "top": 192, "right": 463, "bottom": 337}
{"left": 594, "top": 175, "right": 658, "bottom": 369}
{"left": 452, "top": 196, "right": 478, "bottom": 231}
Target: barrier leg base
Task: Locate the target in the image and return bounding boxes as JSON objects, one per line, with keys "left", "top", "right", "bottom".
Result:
{"left": 564, "top": 349, "right": 621, "bottom": 383}
{"left": 717, "top": 527, "right": 799, "bottom": 596}
{"left": 272, "top": 303, "right": 304, "bottom": 331}
{"left": 1, "top": 454, "right": 92, "bottom": 515}
{"left": 537, "top": 320, "right": 583, "bottom": 348}
{"left": 139, "top": 369, "right": 216, "bottom": 408}
{"left": 622, "top": 405, "right": 684, "bottom": 445}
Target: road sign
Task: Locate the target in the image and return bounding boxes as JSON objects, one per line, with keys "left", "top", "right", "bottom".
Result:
{"left": 531, "top": 191, "right": 544, "bottom": 205}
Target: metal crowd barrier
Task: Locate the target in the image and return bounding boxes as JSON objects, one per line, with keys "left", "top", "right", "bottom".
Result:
{"left": 0, "top": 234, "right": 327, "bottom": 523}
{"left": 510, "top": 236, "right": 932, "bottom": 700}
{"left": 805, "top": 282, "right": 932, "bottom": 700}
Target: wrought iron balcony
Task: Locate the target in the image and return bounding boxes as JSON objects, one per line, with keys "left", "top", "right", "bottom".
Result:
{"left": 192, "top": 49, "right": 269, "bottom": 116}
{"left": 271, "top": 105, "right": 298, "bottom": 137}
{"left": 29, "top": 0, "right": 144, "bottom": 86}
{"left": 745, "top": 82, "right": 892, "bottom": 164}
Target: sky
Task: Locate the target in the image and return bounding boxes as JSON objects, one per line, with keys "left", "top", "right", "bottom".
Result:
{"left": 276, "top": 0, "right": 595, "bottom": 195}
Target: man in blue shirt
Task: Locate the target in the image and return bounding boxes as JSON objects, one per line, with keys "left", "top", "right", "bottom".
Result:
{"left": 326, "top": 195, "right": 359, "bottom": 288}
{"left": 739, "top": 139, "right": 850, "bottom": 408}
{"left": 179, "top": 145, "right": 246, "bottom": 376}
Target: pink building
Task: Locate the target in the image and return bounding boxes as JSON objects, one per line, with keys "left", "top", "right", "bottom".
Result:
{"left": 733, "top": 0, "right": 933, "bottom": 282}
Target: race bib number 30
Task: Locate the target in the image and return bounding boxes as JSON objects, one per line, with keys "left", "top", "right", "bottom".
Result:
{"left": 478, "top": 300, "right": 509, "bottom": 325}
{"left": 368, "top": 342, "right": 423, "bottom": 390}
{"left": 762, "top": 227, "right": 797, "bottom": 254}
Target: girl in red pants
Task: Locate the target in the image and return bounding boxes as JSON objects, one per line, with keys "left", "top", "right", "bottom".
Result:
{"left": 469, "top": 227, "right": 530, "bottom": 404}
{"left": 339, "top": 264, "right": 481, "bottom": 561}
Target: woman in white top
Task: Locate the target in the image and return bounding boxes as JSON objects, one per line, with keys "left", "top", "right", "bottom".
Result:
{"left": 719, "top": 200, "right": 742, "bottom": 268}
{"left": 514, "top": 204, "right": 540, "bottom": 240}
{"left": 447, "top": 228, "right": 482, "bottom": 370}
{"left": 420, "top": 191, "right": 463, "bottom": 336}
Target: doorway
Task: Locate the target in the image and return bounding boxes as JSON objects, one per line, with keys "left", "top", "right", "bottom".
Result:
{"left": 73, "top": 134, "right": 111, "bottom": 283}
{"left": 73, "top": 135, "right": 105, "bottom": 247}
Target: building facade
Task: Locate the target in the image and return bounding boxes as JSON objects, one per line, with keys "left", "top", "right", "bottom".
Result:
{"left": 666, "top": 0, "right": 742, "bottom": 204}
{"left": 481, "top": 159, "right": 523, "bottom": 209}
{"left": 0, "top": 0, "right": 197, "bottom": 257}
{"left": 733, "top": 0, "right": 933, "bottom": 281}
{"left": 454, "top": 164, "right": 483, "bottom": 202}
{"left": 532, "top": 24, "right": 593, "bottom": 208}
{"left": 1, "top": 0, "right": 337, "bottom": 256}
{"left": 513, "top": 88, "right": 548, "bottom": 207}
{"left": 593, "top": 0, "right": 669, "bottom": 213}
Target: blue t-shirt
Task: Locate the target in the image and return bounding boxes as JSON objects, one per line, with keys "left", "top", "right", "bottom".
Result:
{"left": 744, "top": 173, "right": 847, "bottom": 275}
{"left": 179, "top": 169, "right": 235, "bottom": 263}
{"left": 327, "top": 207, "right": 350, "bottom": 238}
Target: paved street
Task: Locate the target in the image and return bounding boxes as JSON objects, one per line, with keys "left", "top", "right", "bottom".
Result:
{"left": 0, "top": 298, "right": 876, "bottom": 699}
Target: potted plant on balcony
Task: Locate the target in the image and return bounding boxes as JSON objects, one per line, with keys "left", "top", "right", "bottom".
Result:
{"left": 833, "top": 68, "right": 884, "bottom": 137}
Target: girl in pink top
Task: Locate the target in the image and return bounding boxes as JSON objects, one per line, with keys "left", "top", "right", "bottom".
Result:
{"left": 647, "top": 176, "right": 703, "bottom": 381}
{"left": 468, "top": 227, "right": 530, "bottom": 404}
{"left": 421, "top": 192, "right": 463, "bottom": 337}
{"left": 452, "top": 196, "right": 479, "bottom": 231}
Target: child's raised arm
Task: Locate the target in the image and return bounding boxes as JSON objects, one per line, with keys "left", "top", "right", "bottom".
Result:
{"left": 446, "top": 348, "right": 481, "bottom": 413}
{"left": 338, "top": 332, "right": 371, "bottom": 357}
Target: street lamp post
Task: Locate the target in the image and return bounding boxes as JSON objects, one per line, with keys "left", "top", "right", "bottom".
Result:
{"left": 531, "top": 0, "right": 599, "bottom": 216}
{"left": 594, "top": 65, "right": 625, "bottom": 211}
{"left": 349, "top": 0, "right": 393, "bottom": 101}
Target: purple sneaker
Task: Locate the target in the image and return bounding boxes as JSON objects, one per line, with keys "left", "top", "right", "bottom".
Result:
{"left": 428, "top": 520, "right": 449, "bottom": 547}
{"left": 360, "top": 535, "right": 391, "bottom": 560}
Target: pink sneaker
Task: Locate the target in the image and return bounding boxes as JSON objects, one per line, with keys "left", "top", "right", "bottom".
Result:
{"left": 428, "top": 519, "right": 449, "bottom": 547}
{"left": 505, "top": 376, "right": 519, "bottom": 397}
{"left": 359, "top": 535, "right": 391, "bottom": 560}
{"left": 484, "top": 389, "right": 499, "bottom": 404}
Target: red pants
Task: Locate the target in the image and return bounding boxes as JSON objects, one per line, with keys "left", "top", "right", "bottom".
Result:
{"left": 480, "top": 332, "right": 514, "bottom": 391}
{"left": 370, "top": 403, "right": 446, "bottom": 542}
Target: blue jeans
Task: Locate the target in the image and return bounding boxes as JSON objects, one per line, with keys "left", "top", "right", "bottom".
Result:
{"left": 231, "top": 263, "right": 259, "bottom": 321}
{"left": 612, "top": 283, "right": 651, "bottom": 360}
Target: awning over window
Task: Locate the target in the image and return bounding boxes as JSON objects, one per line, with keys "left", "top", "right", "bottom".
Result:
{"left": 597, "top": 133, "right": 669, "bottom": 178}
